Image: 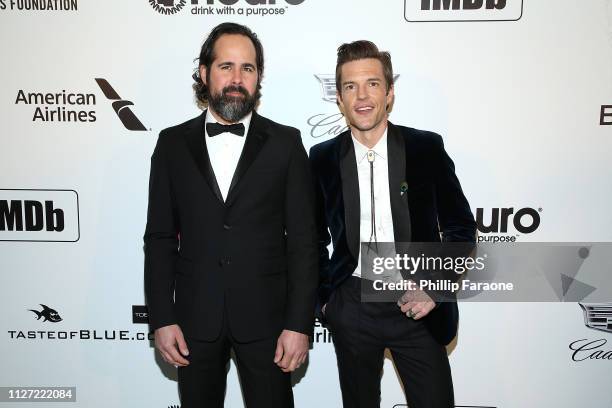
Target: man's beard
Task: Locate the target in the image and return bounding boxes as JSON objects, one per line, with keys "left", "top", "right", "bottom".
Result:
{"left": 208, "top": 85, "right": 258, "bottom": 123}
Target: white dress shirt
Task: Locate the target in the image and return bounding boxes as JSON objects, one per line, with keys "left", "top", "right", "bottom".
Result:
{"left": 205, "top": 110, "right": 252, "bottom": 201}
{"left": 351, "top": 129, "right": 396, "bottom": 278}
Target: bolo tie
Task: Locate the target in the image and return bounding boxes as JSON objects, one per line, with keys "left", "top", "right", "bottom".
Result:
{"left": 366, "top": 150, "right": 378, "bottom": 253}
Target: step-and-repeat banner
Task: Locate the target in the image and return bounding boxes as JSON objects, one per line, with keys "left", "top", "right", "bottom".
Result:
{"left": 1, "top": 1, "right": 612, "bottom": 407}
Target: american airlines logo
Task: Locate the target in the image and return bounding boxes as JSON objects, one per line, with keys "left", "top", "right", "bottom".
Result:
{"left": 404, "top": 0, "right": 523, "bottom": 22}
{"left": 95, "top": 78, "right": 147, "bottom": 131}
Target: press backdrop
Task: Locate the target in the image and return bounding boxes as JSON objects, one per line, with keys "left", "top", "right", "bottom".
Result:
{"left": 1, "top": 0, "right": 612, "bottom": 407}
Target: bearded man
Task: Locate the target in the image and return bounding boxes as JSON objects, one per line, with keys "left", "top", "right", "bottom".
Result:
{"left": 143, "top": 22, "right": 318, "bottom": 408}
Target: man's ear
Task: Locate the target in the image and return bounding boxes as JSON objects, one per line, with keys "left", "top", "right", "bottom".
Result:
{"left": 386, "top": 84, "right": 395, "bottom": 112}
{"left": 199, "top": 65, "right": 207, "bottom": 86}
{"left": 336, "top": 92, "right": 345, "bottom": 115}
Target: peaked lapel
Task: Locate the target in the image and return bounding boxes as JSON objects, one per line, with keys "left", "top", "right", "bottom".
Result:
{"left": 338, "top": 131, "right": 360, "bottom": 261}
{"left": 225, "top": 111, "right": 269, "bottom": 206}
{"left": 387, "top": 122, "right": 412, "bottom": 246}
{"left": 184, "top": 110, "right": 224, "bottom": 203}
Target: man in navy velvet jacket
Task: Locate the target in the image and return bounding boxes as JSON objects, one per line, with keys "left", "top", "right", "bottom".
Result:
{"left": 309, "top": 40, "right": 477, "bottom": 408}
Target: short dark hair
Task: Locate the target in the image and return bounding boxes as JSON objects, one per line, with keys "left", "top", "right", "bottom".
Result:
{"left": 335, "top": 40, "right": 394, "bottom": 94}
{"left": 192, "top": 22, "right": 264, "bottom": 106}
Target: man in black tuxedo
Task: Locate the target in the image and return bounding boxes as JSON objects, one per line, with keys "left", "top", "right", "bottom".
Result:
{"left": 309, "top": 41, "right": 477, "bottom": 407}
{"left": 144, "top": 22, "right": 317, "bottom": 408}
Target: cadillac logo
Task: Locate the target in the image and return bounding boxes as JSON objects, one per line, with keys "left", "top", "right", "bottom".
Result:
{"left": 314, "top": 75, "right": 337, "bottom": 103}
{"left": 315, "top": 74, "right": 400, "bottom": 103}
{"left": 579, "top": 303, "right": 612, "bottom": 333}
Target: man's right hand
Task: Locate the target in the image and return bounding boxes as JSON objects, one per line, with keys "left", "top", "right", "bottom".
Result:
{"left": 154, "top": 324, "right": 190, "bottom": 367}
{"left": 321, "top": 303, "right": 327, "bottom": 316}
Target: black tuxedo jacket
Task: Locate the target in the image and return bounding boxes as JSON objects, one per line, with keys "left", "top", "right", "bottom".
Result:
{"left": 309, "top": 122, "right": 476, "bottom": 345}
{"left": 144, "top": 110, "right": 318, "bottom": 342}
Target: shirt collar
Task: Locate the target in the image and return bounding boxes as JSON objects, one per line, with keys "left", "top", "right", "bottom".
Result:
{"left": 205, "top": 109, "right": 253, "bottom": 138}
{"left": 351, "top": 128, "right": 388, "bottom": 163}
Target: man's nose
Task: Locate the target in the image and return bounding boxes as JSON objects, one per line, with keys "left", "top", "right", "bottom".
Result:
{"left": 356, "top": 84, "right": 367, "bottom": 99}
{"left": 231, "top": 69, "right": 242, "bottom": 85}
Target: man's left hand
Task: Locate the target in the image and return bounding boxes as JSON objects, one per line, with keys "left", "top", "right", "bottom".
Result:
{"left": 397, "top": 288, "right": 436, "bottom": 320}
{"left": 274, "top": 329, "right": 309, "bottom": 372}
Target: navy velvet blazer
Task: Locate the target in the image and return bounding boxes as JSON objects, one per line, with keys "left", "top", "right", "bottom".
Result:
{"left": 309, "top": 121, "right": 476, "bottom": 345}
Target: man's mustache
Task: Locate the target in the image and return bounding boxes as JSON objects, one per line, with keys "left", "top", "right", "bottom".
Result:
{"left": 222, "top": 85, "right": 249, "bottom": 98}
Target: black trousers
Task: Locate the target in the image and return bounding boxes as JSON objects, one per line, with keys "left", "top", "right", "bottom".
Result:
{"left": 177, "top": 308, "right": 293, "bottom": 408}
{"left": 326, "top": 276, "right": 454, "bottom": 408}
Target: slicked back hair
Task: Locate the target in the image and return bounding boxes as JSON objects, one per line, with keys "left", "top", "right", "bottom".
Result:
{"left": 335, "top": 40, "right": 393, "bottom": 94}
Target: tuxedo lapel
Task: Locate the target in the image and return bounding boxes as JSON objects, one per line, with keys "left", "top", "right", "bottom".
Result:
{"left": 338, "top": 131, "right": 360, "bottom": 261}
{"left": 184, "top": 110, "right": 224, "bottom": 203}
{"left": 225, "top": 111, "right": 269, "bottom": 206}
{"left": 387, "top": 122, "right": 412, "bottom": 244}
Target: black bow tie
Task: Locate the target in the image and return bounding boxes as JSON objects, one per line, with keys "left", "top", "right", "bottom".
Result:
{"left": 206, "top": 122, "right": 245, "bottom": 137}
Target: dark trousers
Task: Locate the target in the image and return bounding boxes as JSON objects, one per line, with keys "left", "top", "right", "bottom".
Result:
{"left": 326, "top": 277, "right": 454, "bottom": 408}
{"left": 178, "top": 309, "right": 293, "bottom": 408}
